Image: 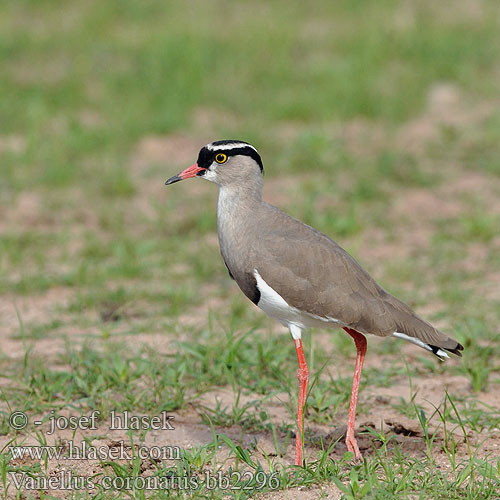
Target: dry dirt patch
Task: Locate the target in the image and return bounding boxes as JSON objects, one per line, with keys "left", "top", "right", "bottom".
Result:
{"left": 131, "top": 134, "right": 206, "bottom": 174}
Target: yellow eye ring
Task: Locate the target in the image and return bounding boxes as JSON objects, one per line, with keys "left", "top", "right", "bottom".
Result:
{"left": 215, "top": 153, "right": 227, "bottom": 164}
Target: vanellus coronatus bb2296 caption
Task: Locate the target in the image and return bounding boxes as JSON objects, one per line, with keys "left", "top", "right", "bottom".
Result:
{"left": 165, "top": 140, "right": 464, "bottom": 466}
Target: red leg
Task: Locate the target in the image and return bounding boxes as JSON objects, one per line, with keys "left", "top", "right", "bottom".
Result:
{"left": 343, "top": 327, "right": 367, "bottom": 461}
{"left": 294, "top": 338, "right": 309, "bottom": 466}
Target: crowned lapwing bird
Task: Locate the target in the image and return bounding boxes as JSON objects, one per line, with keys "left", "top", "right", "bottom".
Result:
{"left": 165, "top": 140, "right": 464, "bottom": 465}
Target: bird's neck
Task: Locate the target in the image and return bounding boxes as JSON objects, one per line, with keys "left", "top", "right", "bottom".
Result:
{"left": 217, "top": 181, "right": 262, "bottom": 216}
{"left": 216, "top": 183, "right": 262, "bottom": 250}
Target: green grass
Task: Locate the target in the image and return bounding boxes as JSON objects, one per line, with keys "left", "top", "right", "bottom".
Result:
{"left": 1, "top": 0, "right": 500, "bottom": 498}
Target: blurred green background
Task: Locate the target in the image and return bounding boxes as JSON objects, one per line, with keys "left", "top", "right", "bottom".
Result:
{"left": 0, "top": 0, "right": 500, "bottom": 292}
{"left": 1, "top": 0, "right": 499, "bottom": 320}
{"left": 2, "top": 0, "right": 500, "bottom": 188}
{"left": 1, "top": 1, "right": 500, "bottom": 496}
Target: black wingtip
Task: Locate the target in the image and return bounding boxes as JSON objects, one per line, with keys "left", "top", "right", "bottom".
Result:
{"left": 448, "top": 341, "right": 464, "bottom": 357}
{"left": 428, "top": 342, "right": 464, "bottom": 358}
{"left": 451, "top": 342, "right": 464, "bottom": 357}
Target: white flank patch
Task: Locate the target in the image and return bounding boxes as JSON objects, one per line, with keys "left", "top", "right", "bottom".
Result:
{"left": 393, "top": 331, "right": 449, "bottom": 359}
{"left": 254, "top": 269, "right": 292, "bottom": 318}
{"left": 206, "top": 142, "right": 258, "bottom": 153}
{"left": 253, "top": 269, "right": 342, "bottom": 331}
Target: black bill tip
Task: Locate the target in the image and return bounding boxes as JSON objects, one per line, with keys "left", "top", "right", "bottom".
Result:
{"left": 165, "top": 175, "right": 182, "bottom": 185}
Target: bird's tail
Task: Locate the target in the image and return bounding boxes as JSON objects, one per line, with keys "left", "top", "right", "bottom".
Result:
{"left": 384, "top": 295, "right": 464, "bottom": 360}
{"left": 392, "top": 331, "right": 463, "bottom": 360}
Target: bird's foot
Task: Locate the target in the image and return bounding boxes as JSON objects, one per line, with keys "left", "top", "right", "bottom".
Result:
{"left": 345, "top": 433, "right": 363, "bottom": 462}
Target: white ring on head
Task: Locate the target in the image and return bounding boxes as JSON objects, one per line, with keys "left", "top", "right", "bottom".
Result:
{"left": 206, "top": 142, "right": 258, "bottom": 153}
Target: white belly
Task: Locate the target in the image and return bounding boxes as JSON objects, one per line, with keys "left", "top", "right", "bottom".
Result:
{"left": 253, "top": 269, "right": 342, "bottom": 330}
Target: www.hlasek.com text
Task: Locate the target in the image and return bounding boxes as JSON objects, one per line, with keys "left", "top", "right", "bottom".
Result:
{"left": 10, "top": 441, "right": 180, "bottom": 461}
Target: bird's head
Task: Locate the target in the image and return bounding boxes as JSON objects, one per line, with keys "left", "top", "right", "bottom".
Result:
{"left": 165, "top": 140, "right": 264, "bottom": 188}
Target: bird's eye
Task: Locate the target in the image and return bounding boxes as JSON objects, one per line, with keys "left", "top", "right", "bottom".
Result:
{"left": 215, "top": 153, "right": 227, "bottom": 164}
